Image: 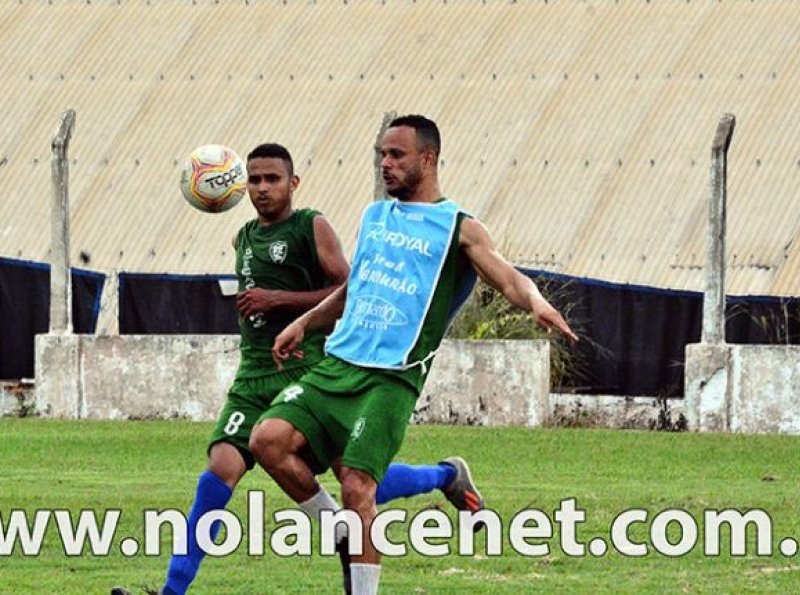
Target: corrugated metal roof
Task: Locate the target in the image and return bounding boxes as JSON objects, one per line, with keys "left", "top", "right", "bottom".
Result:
{"left": 2, "top": 0, "right": 800, "bottom": 295}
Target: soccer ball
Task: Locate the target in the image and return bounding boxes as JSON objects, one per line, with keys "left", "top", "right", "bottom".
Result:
{"left": 179, "top": 144, "right": 247, "bottom": 213}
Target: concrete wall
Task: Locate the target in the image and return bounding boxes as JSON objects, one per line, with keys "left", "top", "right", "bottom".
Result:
{"left": 412, "top": 340, "right": 550, "bottom": 427}
{"left": 35, "top": 335, "right": 239, "bottom": 420}
{"left": 34, "top": 335, "right": 551, "bottom": 425}
{"left": 41, "top": 335, "right": 800, "bottom": 435}
{"left": 685, "top": 343, "right": 800, "bottom": 434}
{"left": 0, "top": 380, "right": 35, "bottom": 417}
{"left": 549, "top": 394, "right": 686, "bottom": 431}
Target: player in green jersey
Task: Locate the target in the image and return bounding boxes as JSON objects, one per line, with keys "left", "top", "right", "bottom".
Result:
{"left": 251, "top": 117, "right": 579, "bottom": 594}
{"left": 113, "top": 142, "right": 483, "bottom": 595}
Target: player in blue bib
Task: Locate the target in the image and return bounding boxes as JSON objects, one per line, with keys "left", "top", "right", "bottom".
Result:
{"left": 252, "top": 116, "right": 578, "bottom": 594}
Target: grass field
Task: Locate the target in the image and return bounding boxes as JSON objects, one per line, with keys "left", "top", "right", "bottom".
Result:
{"left": 2, "top": 419, "right": 800, "bottom": 594}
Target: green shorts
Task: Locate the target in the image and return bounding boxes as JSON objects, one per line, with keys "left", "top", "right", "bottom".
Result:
{"left": 259, "top": 357, "right": 419, "bottom": 483}
{"left": 209, "top": 367, "right": 311, "bottom": 469}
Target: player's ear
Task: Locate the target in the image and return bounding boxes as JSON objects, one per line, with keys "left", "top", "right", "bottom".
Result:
{"left": 290, "top": 175, "right": 300, "bottom": 192}
{"left": 422, "top": 149, "right": 437, "bottom": 171}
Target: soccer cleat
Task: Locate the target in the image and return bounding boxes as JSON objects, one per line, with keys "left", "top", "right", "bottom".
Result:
{"left": 439, "top": 456, "right": 485, "bottom": 515}
{"left": 110, "top": 589, "right": 131, "bottom": 595}
{"left": 336, "top": 539, "right": 353, "bottom": 595}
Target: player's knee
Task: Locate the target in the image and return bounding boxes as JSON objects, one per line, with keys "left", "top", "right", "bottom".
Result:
{"left": 249, "top": 420, "right": 289, "bottom": 469}
{"left": 340, "top": 467, "right": 377, "bottom": 511}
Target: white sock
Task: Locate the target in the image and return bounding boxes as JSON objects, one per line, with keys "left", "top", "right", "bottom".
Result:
{"left": 350, "top": 563, "right": 381, "bottom": 595}
{"left": 299, "top": 487, "right": 348, "bottom": 543}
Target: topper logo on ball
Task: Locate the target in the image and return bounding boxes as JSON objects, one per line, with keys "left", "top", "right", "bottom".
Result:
{"left": 206, "top": 164, "right": 244, "bottom": 189}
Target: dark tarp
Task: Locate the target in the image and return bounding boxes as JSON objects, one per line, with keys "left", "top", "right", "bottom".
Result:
{"left": 0, "top": 258, "right": 104, "bottom": 379}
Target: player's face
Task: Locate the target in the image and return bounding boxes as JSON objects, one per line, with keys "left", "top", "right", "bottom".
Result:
{"left": 380, "top": 126, "right": 429, "bottom": 200}
{"left": 246, "top": 157, "right": 298, "bottom": 223}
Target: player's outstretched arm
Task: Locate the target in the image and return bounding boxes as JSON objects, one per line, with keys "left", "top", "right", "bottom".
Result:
{"left": 460, "top": 218, "right": 578, "bottom": 343}
{"left": 236, "top": 215, "right": 349, "bottom": 318}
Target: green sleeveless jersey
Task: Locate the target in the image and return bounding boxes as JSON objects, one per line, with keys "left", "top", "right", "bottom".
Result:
{"left": 235, "top": 208, "right": 328, "bottom": 378}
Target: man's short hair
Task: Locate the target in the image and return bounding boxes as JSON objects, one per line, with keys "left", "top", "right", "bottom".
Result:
{"left": 247, "top": 143, "right": 294, "bottom": 176}
{"left": 389, "top": 114, "right": 441, "bottom": 158}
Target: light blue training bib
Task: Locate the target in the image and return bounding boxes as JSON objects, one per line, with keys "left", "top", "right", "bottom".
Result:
{"left": 325, "top": 199, "right": 464, "bottom": 369}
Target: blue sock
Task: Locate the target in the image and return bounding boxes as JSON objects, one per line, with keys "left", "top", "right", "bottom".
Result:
{"left": 163, "top": 470, "right": 233, "bottom": 595}
{"left": 375, "top": 462, "right": 457, "bottom": 505}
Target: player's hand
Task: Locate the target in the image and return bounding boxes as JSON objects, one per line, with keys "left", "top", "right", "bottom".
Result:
{"left": 531, "top": 295, "right": 579, "bottom": 344}
{"left": 236, "top": 288, "right": 282, "bottom": 318}
{"left": 272, "top": 320, "right": 306, "bottom": 370}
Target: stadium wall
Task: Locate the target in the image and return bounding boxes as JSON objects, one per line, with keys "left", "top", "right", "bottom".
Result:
{"left": 3, "top": 1, "right": 800, "bottom": 296}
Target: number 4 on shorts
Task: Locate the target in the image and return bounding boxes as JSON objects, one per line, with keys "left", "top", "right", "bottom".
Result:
{"left": 281, "top": 385, "right": 304, "bottom": 402}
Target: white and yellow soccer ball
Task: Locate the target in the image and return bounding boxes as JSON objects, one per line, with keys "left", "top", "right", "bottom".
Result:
{"left": 179, "top": 144, "right": 247, "bottom": 213}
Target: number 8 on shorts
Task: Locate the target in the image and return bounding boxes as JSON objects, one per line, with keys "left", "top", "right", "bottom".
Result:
{"left": 224, "top": 411, "right": 246, "bottom": 435}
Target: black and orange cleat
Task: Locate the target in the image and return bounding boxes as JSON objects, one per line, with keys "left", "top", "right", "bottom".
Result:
{"left": 439, "top": 456, "right": 485, "bottom": 518}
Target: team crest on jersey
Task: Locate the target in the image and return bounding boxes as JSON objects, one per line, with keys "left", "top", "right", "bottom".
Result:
{"left": 269, "top": 241, "right": 288, "bottom": 264}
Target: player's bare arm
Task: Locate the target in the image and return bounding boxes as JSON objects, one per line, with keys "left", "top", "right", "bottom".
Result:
{"left": 272, "top": 282, "right": 349, "bottom": 368}
{"left": 236, "top": 216, "right": 349, "bottom": 319}
{"left": 312, "top": 214, "right": 350, "bottom": 287}
{"left": 460, "top": 218, "right": 579, "bottom": 343}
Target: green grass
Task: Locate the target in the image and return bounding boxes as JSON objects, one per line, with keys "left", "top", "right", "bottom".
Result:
{"left": 2, "top": 420, "right": 800, "bottom": 593}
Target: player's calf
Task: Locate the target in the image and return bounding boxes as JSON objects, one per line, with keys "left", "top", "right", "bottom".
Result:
{"left": 339, "top": 467, "right": 379, "bottom": 563}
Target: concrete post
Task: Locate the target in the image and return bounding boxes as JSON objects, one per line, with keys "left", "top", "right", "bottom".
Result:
{"left": 95, "top": 269, "right": 119, "bottom": 336}
{"left": 702, "top": 113, "right": 735, "bottom": 344}
{"left": 686, "top": 114, "right": 736, "bottom": 432}
{"left": 49, "top": 109, "right": 76, "bottom": 334}
{"left": 373, "top": 110, "right": 397, "bottom": 201}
